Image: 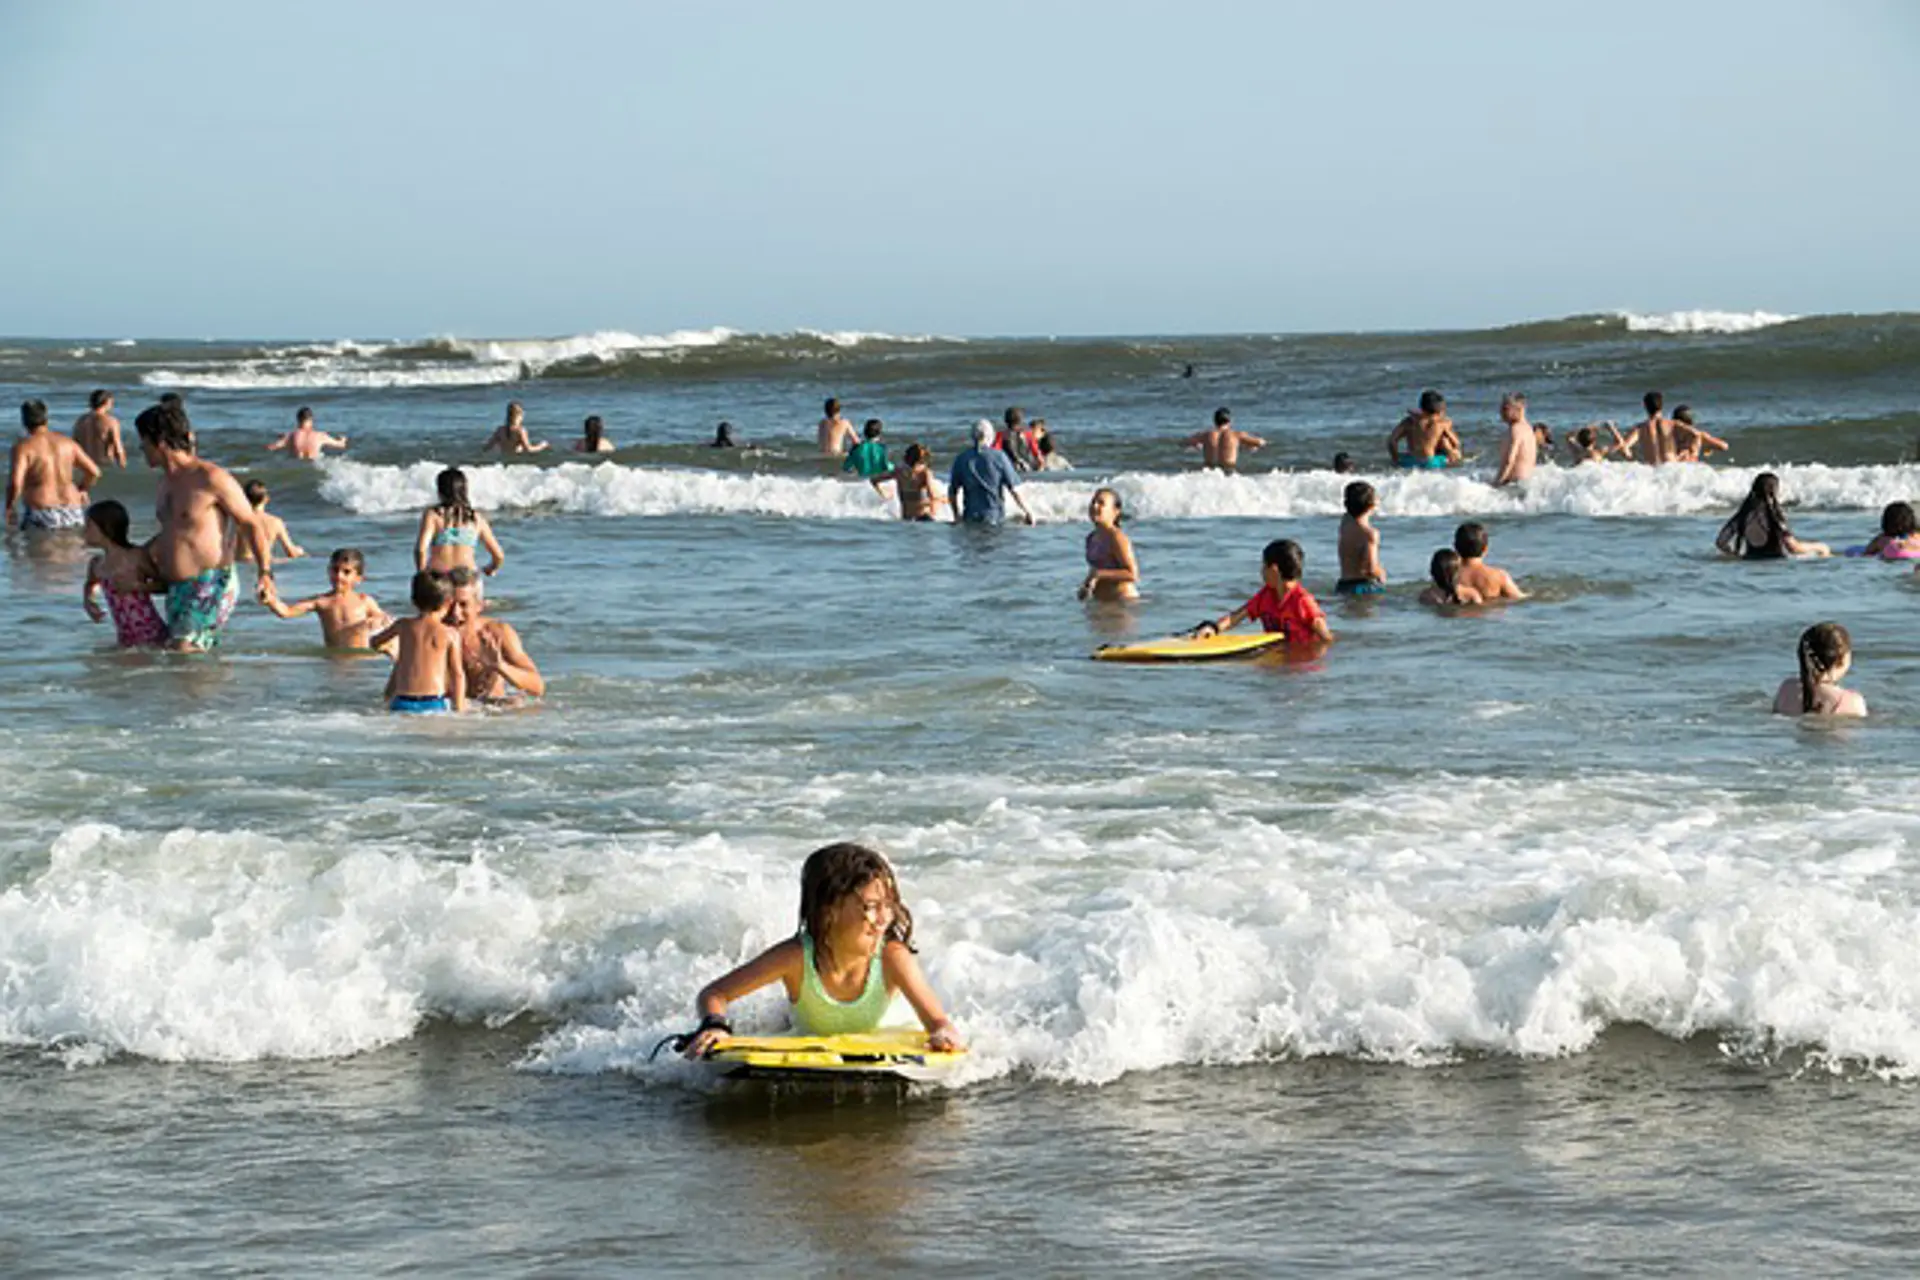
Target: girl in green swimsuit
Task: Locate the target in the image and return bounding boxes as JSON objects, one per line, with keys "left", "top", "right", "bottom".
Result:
{"left": 681, "top": 843, "right": 964, "bottom": 1058}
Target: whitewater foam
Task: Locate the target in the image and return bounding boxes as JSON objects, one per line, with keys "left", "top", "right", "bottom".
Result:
{"left": 319, "top": 458, "right": 1920, "bottom": 523}
{"left": 428, "top": 328, "right": 740, "bottom": 373}
{"left": 1618, "top": 309, "right": 1799, "bottom": 335}
{"left": 143, "top": 358, "right": 522, "bottom": 390}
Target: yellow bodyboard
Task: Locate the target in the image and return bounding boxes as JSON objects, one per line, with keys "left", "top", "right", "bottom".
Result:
{"left": 1092, "top": 630, "right": 1289, "bottom": 663}
{"left": 703, "top": 1029, "right": 965, "bottom": 1083}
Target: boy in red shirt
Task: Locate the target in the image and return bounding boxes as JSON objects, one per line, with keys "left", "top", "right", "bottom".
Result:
{"left": 1195, "top": 539, "right": 1334, "bottom": 645}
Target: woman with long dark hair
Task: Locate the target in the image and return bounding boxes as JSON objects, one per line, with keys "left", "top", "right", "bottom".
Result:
{"left": 1716, "top": 472, "right": 1830, "bottom": 559}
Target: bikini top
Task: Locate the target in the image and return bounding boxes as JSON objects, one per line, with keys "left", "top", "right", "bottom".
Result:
{"left": 430, "top": 523, "right": 481, "bottom": 549}
{"left": 1085, "top": 528, "right": 1127, "bottom": 571}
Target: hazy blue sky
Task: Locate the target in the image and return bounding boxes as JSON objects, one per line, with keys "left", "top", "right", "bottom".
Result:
{"left": 1, "top": 1, "right": 1913, "bottom": 338}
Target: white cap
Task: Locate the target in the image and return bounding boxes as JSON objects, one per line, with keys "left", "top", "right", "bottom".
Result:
{"left": 972, "top": 419, "right": 995, "bottom": 446}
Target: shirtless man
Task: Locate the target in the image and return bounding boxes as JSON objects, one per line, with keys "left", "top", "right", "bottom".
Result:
{"left": 267, "top": 406, "right": 348, "bottom": 460}
{"left": 7, "top": 399, "right": 100, "bottom": 531}
{"left": 1386, "top": 390, "right": 1462, "bottom": 468}
{"left": 482, "top": 402, "right": 550, "bottom": 455}
{"left": 73, "top": 390, "right": 125, "bottom": 469}
{"left": 136, "top": 399, "right": 272, "bottom": 651}
{"left": 1491, "top": 393, "right": 1538, "bottom": 487}
{"left": 1183, "top": 408, "right": 1266, "bottom": 471}
{"left": 444, "top": 567, "right": 544, "bottom": 700}
{"left": 817, "top": 397, "right": 856, "bottom": 456}
{"left": 1452, "top": 522, "right": 1527, "bottom": 601}
{"left": 1617, "top": 391, "right": 1680, "bottom": 465}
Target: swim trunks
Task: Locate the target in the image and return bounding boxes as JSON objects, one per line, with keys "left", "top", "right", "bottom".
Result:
{"left": 1395, "top": 455, "right": 1449, "bottom": 470}
{"left": 1334, "top": 578, "right": 1385, "bottom": 596}
{"left": 164, "top": 565, "right": 239, "bottom": 650}
{"left": 19, "top": 504, "right": 86, "bottom": 531}
{"left": 390, "top": 695, "right": 453, "bottom": 714}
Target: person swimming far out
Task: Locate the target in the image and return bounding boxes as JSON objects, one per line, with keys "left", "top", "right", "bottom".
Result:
{"left": 1773, "top": 622, "right": 1865, "bottom": 717}
{"left": 1715, "top": 472, "right": 1830, "bottom": 559}
{"left": 711, "top": 421, "right": 740, "bottom": 448}
{"left": 679, "top": 842, "right": 963, "bottom": 1058}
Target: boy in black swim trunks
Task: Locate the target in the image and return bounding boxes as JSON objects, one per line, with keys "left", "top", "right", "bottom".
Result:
{"left": 1336, "top": 481, "right": 1385, "bottom": 595}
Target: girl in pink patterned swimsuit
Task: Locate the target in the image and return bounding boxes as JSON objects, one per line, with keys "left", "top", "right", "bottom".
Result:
{"left": 83, "top": 501, "right": 169, "bottom": 648}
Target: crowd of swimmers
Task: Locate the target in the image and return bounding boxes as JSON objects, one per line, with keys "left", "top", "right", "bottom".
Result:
{"left": 4, "top": 380, "right": 1898, "bottom": 721}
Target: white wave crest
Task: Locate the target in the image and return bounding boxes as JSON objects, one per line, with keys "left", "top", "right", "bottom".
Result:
{"left": 432, "top": 328, "right": 739, "bottom": 372}
{"left": 320, "top": 458, "right": 1920, "bottom": 523}
{"left": 795, "top": 329, "right": 948, "bottom": 347}
{"left": 142, "top": 359, "right": 522, "bottom": 390}
{"left": 1618, "top": 309, "right": 1799, "bottom": 335}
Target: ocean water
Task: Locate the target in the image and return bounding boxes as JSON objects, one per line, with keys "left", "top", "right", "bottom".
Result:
{"left": 6, "top": 310, "right": 1920, "bottom": 1273}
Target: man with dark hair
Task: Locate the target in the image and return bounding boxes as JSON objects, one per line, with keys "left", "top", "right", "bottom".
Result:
{"left": 1183, "top": 407, "right": 1266, "bottom": 471}
{"left": 136, "top": 399, "right": 273, "bottom": 651}
{"left": 73, "top": 389, "right": 125, "bottom": 468}
{"left": 817, "top": 397, "right": 856, "bottom": 456}
{"left": 267, "top": 405, "right": 348, "bottom": 460}
{"left": 7, "top": 399, "right": 100, "bottom": 530}
{"left": 1619, "top": 390, "right": 1678, "bottom": 464}
{"left": 1387, "top": 390, "right": 1461, "bottom": 468}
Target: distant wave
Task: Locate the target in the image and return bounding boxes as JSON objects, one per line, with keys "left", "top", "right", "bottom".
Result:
{"left": 320, "top": 458, "right": 1920, "bottom": 523}
{"left": 143, "top": 359, "right": 522, "bottom": 391}
{"left": 1615, "top": 309, "right": 1800, "bottom": 335}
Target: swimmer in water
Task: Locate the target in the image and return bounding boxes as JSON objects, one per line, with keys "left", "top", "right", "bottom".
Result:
{"left": 1078, "top": 487, "right": 1140, "bottom": 602}
{"left": 1387, "top": 390, "right": 1461, "bottom": 468}
{"left": 1183, "top": 408, "right": 1265, "bottom": 471}
{"left": 572, "top": 415, "right": 616, "bottom": 453}
{"left": 1773, "top": 622, "right": 1865, "bottom": 717}
{"left": 879, "top": 443, "right": 950, "bottom": 522}
{"left": 1335, "top": 481, "right": 1385, "bottom": 595}
{"left": 1452, "top": 522, "right": 1527, "bottom": 600}
{"left": 1860, "top": 501, "right": 1920, "bottom": 560}
{"left": 712, "top": 421, "right": 741, "bottom": 448}
{"left": 1419, "top": 547, "right": 1485, "bottom": 607}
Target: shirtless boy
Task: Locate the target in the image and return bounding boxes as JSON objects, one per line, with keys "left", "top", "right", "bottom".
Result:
{"left": 1491, "top": 393, "right": 1538, "bottom": 487}
{"left": 7, "top": 399, "right": 100, "bottom": 530}
{"left": 370, "top": 571, "right": 465, "bottom": 713}
{"left": 1452, "top": 522, "right": 1527, "bottom": 601}
{"left": 1387, "top": 391, "right": 1461, "bottom": 468}
{"left": 136, "top": 399, "right": 273, "bottom": 651}
{"left": 1336, "top": 481, "right": 1385, "bottom": 595}
{"left": 1183, "top": 408, "right": 1266, "bottom": 471}
{"left": 267, "top": 407, "right": 348, "bottom": 460}
{"left": 817, "top": 398, "right": 856, "bottom": 456}
{"left": 445, "top": 566, "right": 544, "bottom": 700}
{"left": 73, "top": 390, "right": 125, "bottom": 468}
{"left": 260, "top": 548, "right": 392, "bottom": 652}
{"left": 237, "top": 480, "right": 306, "bottom": 562}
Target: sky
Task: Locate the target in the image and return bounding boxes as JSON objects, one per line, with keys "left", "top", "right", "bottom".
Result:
{"left": 0, "top": 0, "right": 1914, "bottom": 338}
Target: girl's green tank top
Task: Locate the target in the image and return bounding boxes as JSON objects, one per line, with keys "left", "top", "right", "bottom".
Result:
{"left": 793, "top": 933, "right": 891, "bottom": 1035}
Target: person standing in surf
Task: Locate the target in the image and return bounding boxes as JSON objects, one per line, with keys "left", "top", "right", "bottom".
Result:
{"left": 443, "top": 566, "right": 544, "bottom": 701}
{"left": 1079, "top": 487, "right": 1140, "bottom": 601}
{"left": 879, "top": 443, "right": 950, "bottom": 521}
{"left": 7, "top": 399, "right": 101, "bottom": 531}
{"left": 1386, "top": 390, "right": 1461, "bottom": 468}
{"left": 1193, "top": 538, "right": 1334, "bottom": 646}
{"left": 1336, "top": 481, "right": 1386, "bottom": 595}
{"left": 1452, "top": 522, "right": 1528, "bottom": 600}
{"left": 135, "top": 398, "right": 273, "bottom": 651}
{"left": 948, "top": 419, "right": 1035, "bottom": 525}
{"left": 817, "top": 398, "right": 856, "bottom": 456}
{"left": 1491, "top": 393, "right": 1538, "bottom": 487}
{"left": 415, "top": 467, "right": 506, "bottom": 582}
{"left": 680, "top": 842, "right": 963, "bottom": 1058}
{"left": 73, "top": 390, "right": 126, "bottom": 469}
{"left": 1183, "top": 407, "right": 1266, "bottom": 471}
{"left": 266, "top": 407, "right": 348, "bottom": 460}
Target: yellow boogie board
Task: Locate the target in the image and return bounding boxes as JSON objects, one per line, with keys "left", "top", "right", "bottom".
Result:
{"left": 703, "top": 1029, "right": 965, "bottom": 1084}
{"left": 1092, "top": 630, "right": 1289, "bottom": 663}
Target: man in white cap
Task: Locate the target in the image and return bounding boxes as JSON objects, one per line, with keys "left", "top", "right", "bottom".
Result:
{"left": 948, "top": 419, "right": 1034, "bottom": 525}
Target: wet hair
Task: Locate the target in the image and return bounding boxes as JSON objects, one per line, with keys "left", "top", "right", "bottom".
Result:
{"left": 445, "top": 565, "right": 480, "bottom": 589}
{"left": 824, "top": 398, "right": 840, "bottom": 416}
{"left": 506, "top": 401, "right": 524, "bottom": 425}
{"left": 797, "top": 842, "right": 914, "bottom": 966}
{"left": 296, "top": 406, "right": 314, "bottom": 425}
{"left": 20, "top": 399, "right": 48, "bottom": 429}
{"left": 88, "top": 389, "right": 111, "bottom": 410}
{"left": 1038, "top": 435, "right": 1057, "bottom": 456}
{"left": 1091, "top": 486, "right": 1123, "bottom": 524}
{"left": 1213, "top": 407, "right": 1232, "bottom": 427}
{"left": 329, "top": 548, "right": 365, "bottom": 573}
{"left": 1797, "top": 622, "right": 1852, "bottom": 714}
{"left": 411, "top": 570, "right": 452, "bottom": 612}
{"left": 583, "top": 415, "right": 605, "bottom": 449}
{"left": 1332, "top": 452, "right": 1355, "bottom": 473}
{"left": 1573, "top": 426, "right": 1597, "bottom": 450}
{"left": 1718, "top": 472, "right": 1788, "bottom": 558}
{"left": 1262, "top": 538, "right": 1304, "bottom": 580}
{"left": 1343, "top": 481, "right": 1376, "bottom": 517}
{"left": 1883, "top": 501, "right": 1917, "bottom": 538}
{"left": 1418, "top": 390, "right": 1445, "bottom": 414}
{"left": 1501, "top": 392, "right": 1527, "bottom": 412}
{"left": 1429, "top": 548, "right": 1464, "bottom": 603}
{"left": 1004, "top": 407, "right": 1025, "bottom": 430}
{"left": 86, "top": 499, "right": 132, "bottom": 548}
{"left": 863, "top": 418, "right": 882, "bottom": 440}
{"left": 243, "top": 480, "right": 269, "bottom": 507}
{"left": 1644, "top": 391, "right": 1664, "bottom": 414}
{"left": 434, "top": 468, "right": 475, "bottom": 525}
{"left": 1533, "top": 422, "right": 1554, "bottom": 446}
{"left": 1454, "top": 522, "right": 1489, "bottom": 559}
{"left": 159, "top": 393, "right": 183, "bottom": 408}
{"left": 1672, "top": 405, "right": 1695, "bottom": 426}
{"left": 903, "top": 443, "right": 926, "bottom": 468}
{"left": 713, "top": 421, "right": 735, "bottom": 447}
{"left": 135, "top": 400, "right": 193, "bottom": 451}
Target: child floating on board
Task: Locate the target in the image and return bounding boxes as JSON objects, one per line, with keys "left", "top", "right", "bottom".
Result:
{"left": 681, "top": 842, "right": 963, "bottom": 1057}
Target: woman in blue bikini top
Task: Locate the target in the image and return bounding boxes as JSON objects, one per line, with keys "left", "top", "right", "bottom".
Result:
{"left": 415, "top": 467, "right": 505, "bottom": 579}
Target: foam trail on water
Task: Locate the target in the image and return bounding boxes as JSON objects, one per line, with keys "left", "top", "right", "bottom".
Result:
{"left": 1618, "top": 309, "right": 1799, "bottom": 335}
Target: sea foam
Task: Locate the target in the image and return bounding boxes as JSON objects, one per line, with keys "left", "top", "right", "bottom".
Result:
{"left": 1618, "top": 309, "right": 1799, "bottom": 335}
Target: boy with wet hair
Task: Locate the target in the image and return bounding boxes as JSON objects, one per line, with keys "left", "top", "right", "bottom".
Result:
{"left": 237, "top": 479, "right": 305, "bottom": 562}
{"left": 1453, "top": 522, "right": 1527, "bottom": 600}
{"left": 259, "top": 547, "right": 392, "bottom": 653}
{"left": 817, "top": 397, "right": 856, "bottom": 456}
{"left": 1195, "top": 538, "right": 1334, "bottom": 645}
{"left": 1336, "top": 481, "right": 1385, "bottom": 595}
{"left": 74, "top": 389, "right": 125, "bottom": 468}
{"left": 370, "top": 571, "right": 465, "bottom": 713}
{"left": 843, "top": 418, "right": 891, "bottom": 480}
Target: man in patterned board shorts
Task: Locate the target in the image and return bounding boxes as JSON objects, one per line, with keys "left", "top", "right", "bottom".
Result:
{"left": 6, "top": 399, "right": 100, "bottom": 531}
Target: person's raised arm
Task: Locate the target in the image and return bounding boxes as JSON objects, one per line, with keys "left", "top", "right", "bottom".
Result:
{"left": 1182, "top": 430, "right": 1209, "bottom": 449}
{"left": 323, "top": 433, "right": 349, "bottom": 452}
{"left": 259, "top": 585, "right": 320, "bottom": 620}
{"left": 266, "top": 432, "right": 291, "bottom": 453}
{"left": 682, "top": 938, "right": 804, "bottom": 1058}
{"left": 478, "top": 514, "right": 505, "bottom": 576}
{"left": 274, "top": 522, "right": 306, "bottom": 559}
{"left": 882, "top": 941, "right": 964, "bottom": 1051}
{"left": 1238, "top": 430, "right": 1267, "bottom": 450}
